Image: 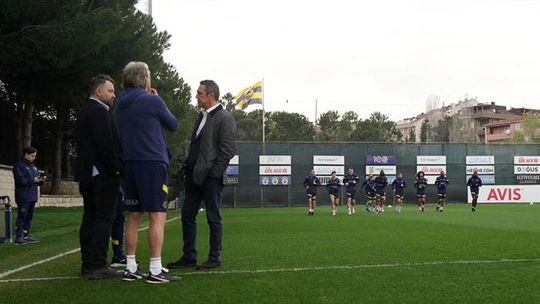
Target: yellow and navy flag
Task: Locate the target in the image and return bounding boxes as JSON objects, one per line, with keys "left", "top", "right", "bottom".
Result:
{"left": 235, "top": 81, "right": 263, "bottom": 110}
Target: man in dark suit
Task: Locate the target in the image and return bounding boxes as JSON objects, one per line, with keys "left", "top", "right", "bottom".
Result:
{"left": 168, "top": 80, "right": 236, "bottom": 270}
{"left": 75, "top": 74, "right": 122, "bottom": 280}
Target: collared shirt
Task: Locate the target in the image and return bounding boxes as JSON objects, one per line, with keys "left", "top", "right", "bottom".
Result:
{"left": 89, "top": 96, "right": 110, "bottom": 177}
{"left": 195, "top": 103, "right": 221, "bottom": 137}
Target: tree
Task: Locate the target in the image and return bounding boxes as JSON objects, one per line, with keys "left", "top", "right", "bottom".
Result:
{"left": 431, "top": 117, "right": 452, "bottom": 142}
{"left": 317, "top": 111, "right": 340, "bottom": 141}
{"left": 407, "top": 128, "right": 416, "bottom": 143}
{"left": 0, "top": 0, "right": 196, "bottom": 194}
{"left": 338, "top": 111, "right": 358, "bottom": 140}
{"left": 350, "top": 112, "right": 403, "bottom": 142}
{"left": 221, "top": 92, "right": 236, "bottom": 112}
{"left": 420, "top": 119, "right": 430, "bottom": 143}
{"left": 267, "top": 112, "right": 315, "bottom": 141}
{"left": 511, "top": 113, "right": 540, "bottom": 144}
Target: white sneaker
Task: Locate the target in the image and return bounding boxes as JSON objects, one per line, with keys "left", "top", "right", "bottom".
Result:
{"left": 352, "top": 208, "right": 356, "bottom": 214}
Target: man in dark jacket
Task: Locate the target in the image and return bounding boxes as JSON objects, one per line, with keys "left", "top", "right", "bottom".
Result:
{"left": 76, "top": 74, "right": 122, "bottom": 280}
{"left": 12, "top": 146, "right": 45, "bottom": 244}
{"left": 168, "top": 80, "right": 236, "bottom": 270}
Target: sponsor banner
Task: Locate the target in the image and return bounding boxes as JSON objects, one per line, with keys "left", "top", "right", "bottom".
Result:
{"left": 417, "top": 155, "right": 446, "bottom": 165}
{"left": 466, "top": 165, "right": 495, "bottom": 175}
{"left": 314, "top": 165, "right": 345, "bottom": 175}
{"left": 365, "top": 155, "right": 397, "bottom": 165}
{"left": 229, "top": 155, "right": 239, "bottom": 165}
{"left": 514, "top": 175, "right": 540, "bottom": 185}
{"left": 313, "top": 155, "right": 345, "bottom": 165}
{"left": 466, "top": 156, "right": 495, "bottom": 165}
{"left": 259, "top": 166, "right": 291, "bottom": 175}
{"left": 226, "top": 165, "right": 239, "bottom": 176}
{"left": 513, "top": 166, "right": 540, "bottom": 175}
{"left": 365, "top": 165, "right": 397, "bottom": 175}
{"left": 468, "top": 185, "right": 540, "bottom": 203}
{"left": 259, "top": 155, "right": 291, "bottom": 165}
{"left": 319, "top": 176, "right": 344, "bottom": 185}
{"left": 224, "top": 176, "right": 239, "bottom": 185}
{"left": 514, "top": 156, "right": 540, "bottom": 165}
{"left": 424, "top": 175, "right": 439, "bottom": 185}
{"left": 416, "top": 165, "right": 447, "bottom": 175}
{"left": 259, "top": 176, "right": 290, "bottom": 186}
{"left": 465, "top": 175, "right": 496, "bottom": 185}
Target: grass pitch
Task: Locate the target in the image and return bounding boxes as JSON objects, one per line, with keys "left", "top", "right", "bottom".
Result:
{"left": 1, "top": 203, "right": 539, "bottom": 304}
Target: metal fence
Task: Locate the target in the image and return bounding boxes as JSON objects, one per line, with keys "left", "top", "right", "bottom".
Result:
{"left": 221, "top": 142, "right": 540, "bottom": 207}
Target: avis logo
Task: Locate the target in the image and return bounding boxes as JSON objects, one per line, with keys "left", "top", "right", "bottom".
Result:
{"left": 486, "top": 188, "right": 522, "bottom": 201}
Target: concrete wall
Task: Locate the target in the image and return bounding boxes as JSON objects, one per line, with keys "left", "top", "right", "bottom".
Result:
{"left": 0, "top": 164, "right": 83, "bottom": 207}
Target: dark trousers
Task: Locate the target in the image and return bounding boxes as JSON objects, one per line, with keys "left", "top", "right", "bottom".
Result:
{"left": 79, "top": 175, "right": 120, "bottom": 270}
{"left": 15, "top": 201, "right": 36, "bottom": 238}
{"left": 182, "top": 177, "right": 223, "bottom": 262}
{"left": 111, "top": 187, "right": 125, "bottom": 258}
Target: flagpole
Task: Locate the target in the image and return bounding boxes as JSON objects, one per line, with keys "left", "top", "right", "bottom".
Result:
{"left": 262, "top": 78, "right": 266, "bottom": 154}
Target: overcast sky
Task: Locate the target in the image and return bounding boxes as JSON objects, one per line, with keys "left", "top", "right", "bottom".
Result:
{"left": 137, "top": 0, "right": 540, "bottom": 122}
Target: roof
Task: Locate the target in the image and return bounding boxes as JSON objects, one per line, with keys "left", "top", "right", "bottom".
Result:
{"left": 483, "top": 116, "right": 524, "bottom": 128}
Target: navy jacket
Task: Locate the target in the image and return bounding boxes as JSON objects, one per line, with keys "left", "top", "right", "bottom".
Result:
{"left": 12, "top": 159, "right": 40, "bottom": 203}
{"left": 303, "top": 175, "right": 320, "bottom": 193}
{"left": 435, "top": 175, "right": 450, "bottom": 193}
{"left": 467, "top": 175, "right": 483, "bottom": 192}
{"left": 392, "top": 177, "right": 407, "bottom": 195}
{"left": 115, "top": 88, "right": 177, "bottom": 165}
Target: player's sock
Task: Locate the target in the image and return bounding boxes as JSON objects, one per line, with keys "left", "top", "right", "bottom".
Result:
{"left": 149, "top": 257, "right": 162, "bottom": 276}
{"left": 126, "top": 255, "right": 137, "bottom": 273}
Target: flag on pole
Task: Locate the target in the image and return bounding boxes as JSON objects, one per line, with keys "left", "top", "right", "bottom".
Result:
{"left": 235, "top": 81, "right": 263, "bottom": 110}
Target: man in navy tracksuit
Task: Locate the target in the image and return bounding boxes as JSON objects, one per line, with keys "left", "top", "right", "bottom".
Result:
{"left": 343, "top": 168, "right": 359, "bottom": 215}
{"left": 116, "top": 62, "right": 179, "bottom": 283}
{"left": 435, "top": 171, "right": 449, "bottom": 212}
{"left": 12, "top": 147, "right": 45, "bottom": 244}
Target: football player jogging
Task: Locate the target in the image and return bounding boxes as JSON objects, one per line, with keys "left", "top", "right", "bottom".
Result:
{"left": 414, "top": 171, "right": 428, "bottom": 212}
{"left": 392, "top": 172, "right": 406, "bottom": 213}
{"left": 434, "top": 170, "right": 450, "bottom": 212}
{"left": 361, "top": 175, "right": 376, "bottom": 212}
{"left": 374, "top": 170, "right": 388, "bottom": 213}
{"left": 303, "top": 169, "right": 320, "bottom": 216}
{"left": 327, "top": 171, "right": 342, "bottom": 216}
{"left": 343, "top": 168, "right": 360, "bottom": 215}
{"left": 467, "top": 170, "right": 483, "bottom": 212}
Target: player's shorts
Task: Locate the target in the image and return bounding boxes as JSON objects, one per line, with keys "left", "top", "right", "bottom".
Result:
{"left": 470, "top": 191, "right": 478, "bottom": 196}
{"left": 395, "top": 194, "right": 404, "bottom": 199}
{"left": 346, "top": 190, "right": 356, "bottom": 199}
{"left": 306, "top": 192, "right": 317, "bottom": 200}
{"left": 417, "top": 194, "right": 426, "bottom": 198}
{"left": 438, "top": 193, "right": 447, "bottom": 198}
{"left": 329, "top": 191, "right": 339, "bottom": 199}
{"left": 123, "top": 161, "right": 168, "bottom": 212}
{"left": 375, "top": 192, "right": 386, "bottom": 199}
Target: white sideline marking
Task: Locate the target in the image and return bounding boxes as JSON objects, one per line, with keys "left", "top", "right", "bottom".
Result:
{"left": 0, "top": 216, "right": 180, "bottom": 279}
{"left": 1, "top": 257, "right": 538, "bottom": 283}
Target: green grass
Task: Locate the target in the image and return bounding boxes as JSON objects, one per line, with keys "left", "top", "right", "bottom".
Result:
{"left": 1, "top": 204, "right": 540, "bottom": 303}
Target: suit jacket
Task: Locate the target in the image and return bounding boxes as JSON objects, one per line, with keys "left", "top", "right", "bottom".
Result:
{"left": 185, "top": 104, "right": 236, "bottom": 185}
{"left": 75, "top": 99, "right": 122, "bottom": 183}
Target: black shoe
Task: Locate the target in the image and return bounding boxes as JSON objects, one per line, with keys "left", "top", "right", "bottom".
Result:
{"left": 167, "top": 257, "right": 197, "bottom": 269}
{"left": 122, "top": 268, "right": 144, "bottom": 281}
{"left": 146, "top": 271, "right": 181, "bottom": 284}
{"left": 24, "top": 235, "right": 39, "bottom": 243}
{"left": 110, "top": 256, "right": 127, "bottom": 268}
{"left": 15, "top": 237, "right": 28, "bottom": 245}
{"left": 472, "top": 207, "right": 476, "bottom": 212}
{"left": 195, "top": 260, "right": 222, "bottom": 270}
{"left": 82, "top": 267, "right": 122, "bottom": 280}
